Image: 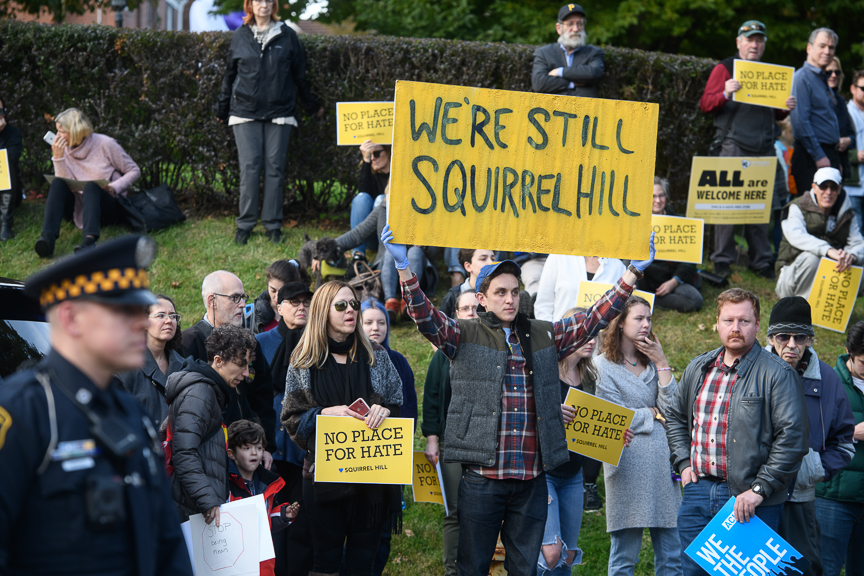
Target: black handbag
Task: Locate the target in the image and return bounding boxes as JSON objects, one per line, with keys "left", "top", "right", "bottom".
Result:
{"left": 117, "top": 184, "right": 186, "bottom": 233}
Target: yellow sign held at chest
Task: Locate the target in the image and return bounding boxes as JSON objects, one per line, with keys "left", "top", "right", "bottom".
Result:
{"left": 336, "top": 102, "right": 395, "bottom": 145}
{"left": 685, "top": 156, "right": 776, "bottom": 224}
{"left": 0, "top": 150, "right": 11, "bottom": 191}
{"left": 651, "top": 215, "right": 705, "bottom": 264}
{"left": 563, "top": 388, "right": 634, "bottom": 466}
{"left": 733, "top": 60, "right": 795, "bottom": 110}
{"left": 314, "top": 416, "right": 414, "bottom": 484}
{"left": 807, "top": 258, "right": 863, "bottom": 333}
{"left": 388, "top": 81, "right": 659, "bottom": 260}
{"left": 410, "top": 451, "right": 447, "bottom": 512}
{"left": 576, "top": 280, "right": 655, "bottom": 311}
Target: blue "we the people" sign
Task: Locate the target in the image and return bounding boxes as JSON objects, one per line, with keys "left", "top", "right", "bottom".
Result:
{"left": 684, "top": 497, "right": 810, "bottom": 576}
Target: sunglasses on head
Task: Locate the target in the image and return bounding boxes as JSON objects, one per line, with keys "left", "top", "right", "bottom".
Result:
{"left": 773, "top": 333, "right": 811, "bottom": 345}
{"left": 333, "top": 299, "right": 360, "bottom": 312}
{"left": 371, "top": 150, "right": 385, "bottom": 159}
{"left": 740, "top": 24, "right": 764, "bottom": 32}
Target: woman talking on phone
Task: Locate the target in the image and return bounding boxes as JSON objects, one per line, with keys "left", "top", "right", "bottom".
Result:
{"left": 281, "top": 281, "right": 403, "bottom": 576}
{"left": 35, "top": 107, "right": 140, "bottom": 257}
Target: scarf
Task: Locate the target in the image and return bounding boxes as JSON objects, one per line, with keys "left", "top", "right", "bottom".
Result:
{"left": 270, "top": 318, "right": 304, "bottom": 394}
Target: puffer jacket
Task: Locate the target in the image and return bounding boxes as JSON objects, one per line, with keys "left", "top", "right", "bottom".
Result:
{"left": 166, "top": 359, "right": 231, "bottom": 521}
{"left": 666, "top": 342, "right": 809, "bottom": 506}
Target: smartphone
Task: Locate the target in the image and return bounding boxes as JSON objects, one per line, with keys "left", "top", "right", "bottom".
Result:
{"left": 349, "top": 398, "right": 370, "bottom": 417}
{"left": 43, "top": 131, "right": 56, "bottom": 146}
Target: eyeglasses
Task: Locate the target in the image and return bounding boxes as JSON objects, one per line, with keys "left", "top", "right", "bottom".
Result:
{"left": 333, "top": 299, "right": 360, "bottom": 312}
{"left": 150, "top": 312, "right": 182, "bottom": 322}
{"left": 772, "top": 334, "right": 811, "bottom": 345}
{"left": 371, "top": 150, "right": 386, "bottom": 159}
{"left": 214, "top": 292, "right": 248, "bottom": 304}
{"left": 828, "top": 70, "right": 841, "bottom": 77}
{"left": 560, "top": 19, "right": 585, "bottom": 30}
{"left": 284, "top": 298, "right": 311, "bottom": 308}
{"left": 457, "top": 305, "right": 478, "bottom": 313}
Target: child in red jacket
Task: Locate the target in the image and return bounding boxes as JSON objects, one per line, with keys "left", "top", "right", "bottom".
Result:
{"left": 227, "top": 420, "right": 298, "bottom": 576}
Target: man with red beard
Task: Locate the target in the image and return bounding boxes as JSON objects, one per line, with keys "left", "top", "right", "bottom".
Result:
{"left": 665, "top": 288, "right": 809, "bottom": 576}
{"left": 531, "top": 4, "right": 605, "bottom": 98}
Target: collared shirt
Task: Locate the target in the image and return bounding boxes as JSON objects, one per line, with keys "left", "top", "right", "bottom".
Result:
{"left": 401, "top": 273, "right": 632, "bottom": 480}
{"left": 791, "top": 61, "right": 841, "bottom": 161}
{"left": 691, "top": 348, "right": 745, "bottom": 478}
{"left": 557, "top": 44, "right": 577, "bottom": 90}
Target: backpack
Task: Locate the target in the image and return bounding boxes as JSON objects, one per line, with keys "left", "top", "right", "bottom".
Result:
{"left": 117, "top": 184, "right": 186, "bottom": 233}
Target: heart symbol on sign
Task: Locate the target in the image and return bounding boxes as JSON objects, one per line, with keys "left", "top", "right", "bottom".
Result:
{"left": 339, "top": 468, "right": 344, "bottom": 472}
{"left": 430, "top": 491, "right": 433, "bottom": 495}
{"left": 571, "top": 439, "right": 575, "bottom": 442}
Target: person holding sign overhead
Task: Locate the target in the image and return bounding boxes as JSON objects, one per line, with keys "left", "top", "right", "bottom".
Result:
{"left": 775, "top": 167, "right": 864, "bottom": 298}
{"left": 280, "top": 281, "right": 403, "bottom": 576}
{"left": 384, "top": 223, "right": 655, "bottom": 576}
{"left": 594, "top": 297, "right": 682, "bottom": 576}
{"left": 700, "top": 20, "right": 794, "bottom": 280}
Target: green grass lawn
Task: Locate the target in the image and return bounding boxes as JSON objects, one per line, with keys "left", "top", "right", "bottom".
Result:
{"left": 2, "top": 200, "right": 861, "bottom": 576}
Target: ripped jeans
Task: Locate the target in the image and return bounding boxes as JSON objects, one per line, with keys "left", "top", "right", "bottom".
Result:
{"left": 537, "top": 469, "right": 584, "bottom": 575}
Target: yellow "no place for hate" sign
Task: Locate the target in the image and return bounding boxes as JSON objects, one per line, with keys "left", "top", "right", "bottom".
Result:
{"left": 388, "top": 81, "right": 659, "bottom": 260}
{"left": 314, "top": 416, "right": 414, "bottom": 484}
{"left": 651, "top": 215, "right": 704, "bottom": 264}
{"left": 410, "top": 451, "right": 447, "bottom": 512}
{"left": 807, "top": 258, "right": 864, "bottom": 333}
{"left": 0, "top": 150, "right": 10, "bottom": 191}
{"left": 563, "top": 388, "right": 634, "bottom": 466}
{"left": 733, "top": 60, "right": 794, "bottom": 110}
{"left": 336, "top": 102, "right": 395, "bottom": 145}
{"left": 576, "top": 280, "right": 655, "bottom": 311}
{"left": 686, "top": 156, "right": 776, "bottom": 224}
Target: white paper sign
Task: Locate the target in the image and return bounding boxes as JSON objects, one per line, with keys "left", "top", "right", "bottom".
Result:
{"left": 190, "top": 505, "right": 259, "bottom": 576}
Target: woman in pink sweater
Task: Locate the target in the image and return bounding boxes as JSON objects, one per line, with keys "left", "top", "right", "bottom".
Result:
{"left": 35, "top": 108, "right": 140, "bottom": 257}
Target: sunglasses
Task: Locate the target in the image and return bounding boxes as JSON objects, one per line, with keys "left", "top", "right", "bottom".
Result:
{"left": 854, "top": 85, "right": 864, "bottom": 90}
{"left": 371, "top": 150, "right": 386, "bottom": 159}
{"left": 817, "top": 182, "right": 840, "bottom": 191}
{"left": 828, "top": 70, "right": 841, "bottom": 77}
{"left": 333, "top": 299, "right": 360, "bottom": 312}
{"left": 772, "top": 333, "right": 811, "bottom": 345}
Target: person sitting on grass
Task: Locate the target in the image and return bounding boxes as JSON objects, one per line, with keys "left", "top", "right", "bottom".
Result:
{"left": 439, "top": 248, "right": 495, "bottom": 318}
{"left": 227, "top": 419, "right": 299, "bottom": 576}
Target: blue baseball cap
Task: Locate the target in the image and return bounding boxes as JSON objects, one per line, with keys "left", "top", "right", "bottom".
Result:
{"left": 475, "top": 260, "right": 521, "bottom": 294}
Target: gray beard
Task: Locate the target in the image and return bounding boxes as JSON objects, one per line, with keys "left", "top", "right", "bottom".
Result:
{"left": 558, "top": 31, "right": 587, "bottom": 50}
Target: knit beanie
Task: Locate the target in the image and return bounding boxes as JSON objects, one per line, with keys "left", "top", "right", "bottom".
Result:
{"left": 767, "top": 296, "right": 814, "bottom": 337}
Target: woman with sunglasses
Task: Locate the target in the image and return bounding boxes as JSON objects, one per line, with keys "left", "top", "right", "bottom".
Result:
{"left": 350, "top": 140, "right": 392, "bottom": 255}
{"left": 117, "top": 294, "right": 184, "bottom": 429}
{"left": 281, "top": 281, "right": 403, "bottom": 576}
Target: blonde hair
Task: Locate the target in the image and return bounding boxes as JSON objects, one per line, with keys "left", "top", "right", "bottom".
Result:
{"left": 560, "top": 308, "right": 598, "bottom": 383}
{"left": 830, "top": 56, "right": 845, "bottom": 90}
{"left": 243, "top": 0, "right": 280, "bottom": 25}
{"left": 290, "top": 280, "right": 375, "bottom": 369}
{"left": 55, "top": 108, "right": 94, "bottom": 147}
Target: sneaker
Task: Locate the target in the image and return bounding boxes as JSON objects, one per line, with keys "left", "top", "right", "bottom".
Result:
{"left": 234, "top": 228, "right": 251, "bottom": 246}
{"left": 34, "top": 234, "right": 55, "bottom": 258}
{"left": 583, "top": 483, "right": 603, "bottom": 511}
{"left": 714, "top": 262, "right": 732, "bottom": 278}
{"left": 384, "top": 298, "right": 400, "bottom": 324}
{"left": 754, "top": 265, "right": 776, "bottom": 280}
{"left": 74, "top": 236, "right": 97, "bottom": 253}
{"left": 266, "top": 229, "right": 282, "bottom": 244}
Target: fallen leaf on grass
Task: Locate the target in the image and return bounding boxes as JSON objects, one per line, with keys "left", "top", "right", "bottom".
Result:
{"left": 697, "top": 324, "right": 706, "bottom": 331}
{"left": 255, "top": 273, "right": 261, "bottom": 280}
{"left": 731, "top": 273, "right": 742, "bottom": 283}
{"left": 391, "top": 555, "right": 409, "bottom": 564}
{"left": 403, "top": 529, "right": 414, "bottom": 537}
{"left": 170, "top": 281, "right": 181, "bottom": 289}
{"left": 287, "top": 219, "right": 298, "bottom": 228}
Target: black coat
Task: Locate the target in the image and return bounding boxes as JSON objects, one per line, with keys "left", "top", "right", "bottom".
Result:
{"left": 117, "top": 347, "right": 185, "bottom": 429}
{"left": 216, "top": 22, "right": 319, "bottom": 121}
{"left": 531, "top": 43, "right": 605, "bottom": 98}
{"left": 0, "top": 124, "right": 23, "bottom": 206}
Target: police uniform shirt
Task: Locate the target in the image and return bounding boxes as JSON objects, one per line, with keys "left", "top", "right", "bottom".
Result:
{"left": 0, "top": 350, "right": 192, "bottom": 576}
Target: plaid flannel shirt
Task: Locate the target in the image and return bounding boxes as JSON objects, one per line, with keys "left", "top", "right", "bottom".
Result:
{"left": 401, "top": 273, "right": 633, "bottom": 480}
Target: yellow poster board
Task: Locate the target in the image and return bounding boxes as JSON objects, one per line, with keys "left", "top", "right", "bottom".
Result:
{"left": 651, "top": 215, "right": 704, "bottom": 264}
{"left": 336, "top": 102, "right": 394, "bottom": 145}
{"left": 685, "top": 156, "right": 776, "bottom": 224}
{"left": 563, "top": 388, "right": 635, "bottom": 466}
{"left": 0, "top": 150, "right": 10, "bottom": 191}
{"left": 576, "top": 280, "right": 655, "bottom": 311}
{"left": 410, "top": 451, "right": 447, "bottom": 512}
{"left": 732, "top": 60, "right": 794, "bottom": 110}
{"left": 388, "top": 81, "right": 659, "bottom": 260}
{"left": 314, "top": 416, "right": 414, "bottom": 484}
{"left": 807, "top": 258, "right": 863, "bottom": 333}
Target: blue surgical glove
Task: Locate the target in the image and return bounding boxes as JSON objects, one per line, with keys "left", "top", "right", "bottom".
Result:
{"left": 381, "top": 224, "right": 410, "bottom": 269}
{"left": 631, "top": 232, "right": 656, "bottom": 272}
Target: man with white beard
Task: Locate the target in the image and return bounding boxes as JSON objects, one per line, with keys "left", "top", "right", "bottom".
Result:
{"left": 531, "top": 4, "right": 605, "bottom": 98}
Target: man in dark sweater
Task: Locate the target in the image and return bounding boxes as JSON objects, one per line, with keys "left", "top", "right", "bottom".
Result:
{"left": 181, "top": 270, "right": 277, "bottom": 462}
{"left": 531, "top": 4, "right": 605, "bottom": 98}
{"left": 700, "top": 20, "right": 796, "bottom": 280}
{"left": 0, "top": 95, "right": 23, "bottom": 241}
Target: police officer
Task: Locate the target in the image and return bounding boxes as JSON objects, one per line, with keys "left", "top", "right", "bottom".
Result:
{"left": 0, "top": 235, "right": 193, "bottom": 576}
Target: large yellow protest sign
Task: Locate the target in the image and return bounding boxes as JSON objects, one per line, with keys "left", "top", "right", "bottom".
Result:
{"left": 733, "top": 60, "right": 795, "bottom": 110}
{"left": 314, "top": 416, "right": 413, "bottom": 484}
{"left": 411, "top": 451, "right": 447, "bottom": 511}
{"left": 651, "top": 215, "right": 704, "bottom": 264}
{"left": 685, "top": 156, "right": 776, "bottom": 224}
{"left": 388, "top": 81, "right": 659, "bottom": 260}
{"left": 807, "top": 258, "right": 863, "bottom": 333}
{"left": 576, "top": 280, "right": 655, "bottom": 311}
{"left": 0, "top": 150, "right": 10, "bottom": 191}
{"left": 563, "top": 388, "right": 634, "bottom": 466}
{"left": 336, "top": 102, "right": 394, "bottom": 145}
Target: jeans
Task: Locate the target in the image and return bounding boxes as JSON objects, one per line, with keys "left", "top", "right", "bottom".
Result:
{"left": 350, "top": 193, "right": 384, "bottom": 253}
{"left": 42, "top": 179, "right": 123, "bottom": 239}
{"left": 815, "top": 497, "right": 864, "bottom": 576}
{"left": 537, "top": 470, "right": 584, "bottom": 576}
{"left": 609, "top": 527, "right": 682, "bottom": 576}
{"left": 380, "top": 246, "right": 428, "bottom": 300}
{"left": 848, "top": 196, "right": 864, "bottom": 239}
{"left": 445, "top": 247, "right": 466, "bottom": 275}
{"left": 233, "top": 121, "right": 293, "bottom": 232}
{"left": 678, "top": 479, "right": 784, "bottom": 576}
{"left": 457, "top": 469, "right": 548, "bottom": 576}
{"left": 653, "top": 283, "right": 704, "bottom": 312}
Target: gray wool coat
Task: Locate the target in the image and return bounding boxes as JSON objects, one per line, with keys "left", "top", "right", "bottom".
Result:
{"left": 595, "top": 355, "right": 681, "bottom": 532}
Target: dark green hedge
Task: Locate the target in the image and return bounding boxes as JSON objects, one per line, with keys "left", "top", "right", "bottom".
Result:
{"left": 0, "top": 20, "right": 715, "bottom": 214}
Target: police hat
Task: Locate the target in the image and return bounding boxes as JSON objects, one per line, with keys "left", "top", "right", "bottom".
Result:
{"left": 24, "top": 235, "right": 159, "bottom": 309}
